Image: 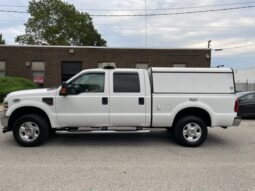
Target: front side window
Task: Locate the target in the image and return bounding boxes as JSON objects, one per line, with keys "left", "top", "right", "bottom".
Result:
{"left": 68, "top": 73, "right": 105, "bottom": 95}
{"left": 114, "top": 72, "right": 140, "bottom": 93}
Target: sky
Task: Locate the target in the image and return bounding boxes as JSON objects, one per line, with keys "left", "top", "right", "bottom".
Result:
{"left": 0, "top": 0, "right": 255, "bottom": 69}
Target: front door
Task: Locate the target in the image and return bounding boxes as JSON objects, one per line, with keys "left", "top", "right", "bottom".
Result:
{"left": 56, "top": 71, "right": 109, "bottom": 127}
{"left": 109, "top": 70, "right": 146, "bottom": 127}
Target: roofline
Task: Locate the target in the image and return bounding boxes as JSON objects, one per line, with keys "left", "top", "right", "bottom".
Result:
{"left": 151, "top": 67, "right": 233, "bottom": 73}
{"left": 0, "top": 44, "right": 211, "bottom": 51}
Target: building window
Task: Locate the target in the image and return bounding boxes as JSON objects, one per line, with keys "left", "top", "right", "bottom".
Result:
{"left": 98, "top": 63, "right": 104, "bottom": 68}
{"left": 173, "top": 64, "right": 186, "bottom": 67}
{"left": 0, "top": 61, "right": 6, "bottom": 76}
{"left": 113, "top": 72, "right": 140, "bottom": 93}
{"left": 32, "top": 61, "right": 45, "bottom": 86}
{"left": 136, "top": 63, "right": 148, "bottom": 69}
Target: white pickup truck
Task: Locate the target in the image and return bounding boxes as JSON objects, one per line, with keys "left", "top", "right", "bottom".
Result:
{"left": 1, "top": 66, "right": 241, "bottom": 147}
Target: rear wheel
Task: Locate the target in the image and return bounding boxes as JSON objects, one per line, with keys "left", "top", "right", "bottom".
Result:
{"left": 174, "top": 115, "right": 208, "bottom": 147}
{"left": 13, "top": 114, "right": 49, "bottom": 147}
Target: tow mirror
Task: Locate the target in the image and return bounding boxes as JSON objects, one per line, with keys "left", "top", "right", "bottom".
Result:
{"left": 59, "top": 81, "right": 68, "bottom": 96}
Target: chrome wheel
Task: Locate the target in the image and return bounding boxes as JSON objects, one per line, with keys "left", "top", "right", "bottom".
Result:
{"left": 19, "top": 122, "right": 40, "bottom": 142}
{"left": 183, "top": 122, "right": 202, "bottom": 142}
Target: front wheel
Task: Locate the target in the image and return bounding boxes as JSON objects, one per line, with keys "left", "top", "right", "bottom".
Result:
{"left": 174, "top": 116, "right": 208, "bottom": 147}
{"left": 13, "top": 114, "right": 49, "bottom": 147}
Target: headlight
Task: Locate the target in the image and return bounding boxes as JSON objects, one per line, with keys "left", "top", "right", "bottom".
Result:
{"left": 3, "top": 101, "right": 8, "bottom": 112}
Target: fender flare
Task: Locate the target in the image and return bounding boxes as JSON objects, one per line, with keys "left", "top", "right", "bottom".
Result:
{"left": 7, "top": 100, "right": 59, "bottom": 128}
{"left": 170, "top": 101, "right": 214, "bottom": 126}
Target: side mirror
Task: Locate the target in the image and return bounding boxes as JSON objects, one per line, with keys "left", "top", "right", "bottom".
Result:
{"left": 59, "top": 81, "right": 68, "bottom": 96}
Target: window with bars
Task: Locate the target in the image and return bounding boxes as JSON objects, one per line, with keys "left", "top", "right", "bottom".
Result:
{"left": 32, "top": 61, "right": 45, "bottom": 86}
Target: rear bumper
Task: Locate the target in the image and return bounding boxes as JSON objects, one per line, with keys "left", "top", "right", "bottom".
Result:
{"left": 232, "top": 117, "right": 241, "bottom": 126}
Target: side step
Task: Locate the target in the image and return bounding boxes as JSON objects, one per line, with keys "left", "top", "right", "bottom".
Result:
{"left": 55, "top": 129, "right": 151, "bottom": 135}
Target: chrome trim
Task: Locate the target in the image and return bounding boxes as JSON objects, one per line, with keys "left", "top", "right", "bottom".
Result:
{"left": 233, "top": 117, "right": 241, "bottom": 126}
{"left": 56, "top": 130, "right": 151, "bottom": 134}
{"left": 183, "top": 122, "right": 202, "bottom": 142}
{"left": 19, "top": 122, "right": 40, "bottom": 142}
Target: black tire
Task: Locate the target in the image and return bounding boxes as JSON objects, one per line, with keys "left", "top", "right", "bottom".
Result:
{"left": 174, "top": 115, "right": 208, "bottom": 147}
{"left": 48, "top": 128, "right": 56, "bottom": 138}
{"left": 13, "top": 114, "right": 49, "bottom": 147}
{"left": 166, "top": 127, "right": 174, "bottom": 133}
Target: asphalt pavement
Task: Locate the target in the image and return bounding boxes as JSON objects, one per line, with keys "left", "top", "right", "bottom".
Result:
{"left": 0, "top": 120, "right": 255, "bottom": 191}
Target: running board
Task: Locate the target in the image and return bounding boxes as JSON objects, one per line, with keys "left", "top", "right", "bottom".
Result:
{"left": 55, "top": 129, "right": 151, "bottom": 135}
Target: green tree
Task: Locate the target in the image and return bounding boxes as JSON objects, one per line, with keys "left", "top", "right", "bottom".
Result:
{"left": 0, "top": 34, "right": 5, "bottom": 44}
{"left": 16, "top": 0, "right": 106, "bottom": 46}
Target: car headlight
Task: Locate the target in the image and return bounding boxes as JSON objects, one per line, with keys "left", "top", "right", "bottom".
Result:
{"left": 3, "top": 101, "right": 8, "bottom": 113}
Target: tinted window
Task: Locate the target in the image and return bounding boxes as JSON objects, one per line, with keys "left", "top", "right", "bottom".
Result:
{"left": 243, "top": 94, "right": 255, "bottom": 100}
{"left": 68, "top": 73, "right": 105, "bottom": 94}
{"left": 114, "top": 73, "right": 140, "bottom": 93}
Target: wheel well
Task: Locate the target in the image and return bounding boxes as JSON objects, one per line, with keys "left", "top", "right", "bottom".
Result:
{"left": 173, "top": 107, "right": 211, "bottom": 127}
{"left": 8, "top": 107, "right": 51, "bottom": 130}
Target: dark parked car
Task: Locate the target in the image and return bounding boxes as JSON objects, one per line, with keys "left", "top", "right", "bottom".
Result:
{"left": 237, "top": 91, "right": 255, "bottom": 118}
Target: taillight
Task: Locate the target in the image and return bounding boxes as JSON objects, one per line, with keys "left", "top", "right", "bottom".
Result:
{"left": 234, "top": 99, "right": 239, "bottom": 112}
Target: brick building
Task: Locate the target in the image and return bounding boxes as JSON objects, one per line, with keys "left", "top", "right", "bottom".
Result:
{"left": 0, "top": 45, "right": 211, "bottom": 87}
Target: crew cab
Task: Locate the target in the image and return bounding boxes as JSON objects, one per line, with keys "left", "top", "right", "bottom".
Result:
{"left": 1, "top": 65, "right": 241, "bottom": 147}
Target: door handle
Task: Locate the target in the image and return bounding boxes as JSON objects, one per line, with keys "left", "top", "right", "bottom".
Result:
{"left": 139, "top": 97, "right": 144, "bottom": 105}
{"left": 102, "top": 97, "right": 108, "bottom": 105}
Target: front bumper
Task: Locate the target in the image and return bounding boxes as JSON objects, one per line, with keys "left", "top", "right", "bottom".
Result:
{"left": 232, "top": 117, "right": 241, "bottom": 126}
{"left": 0, "top": 113, "right": 10, "bottom": 133}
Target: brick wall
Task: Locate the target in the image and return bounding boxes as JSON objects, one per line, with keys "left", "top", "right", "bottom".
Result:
{"left": 0, "top": 46, "right": 211, "bottom": 87}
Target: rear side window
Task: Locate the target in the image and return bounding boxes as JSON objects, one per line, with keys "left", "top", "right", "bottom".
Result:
{"left": 114, "top": 72, "right": 140, "bottom": 93}
{"left": 243, "top": 93, "right": 255, "bottom": 100}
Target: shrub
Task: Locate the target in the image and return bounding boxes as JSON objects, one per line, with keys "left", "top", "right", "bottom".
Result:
{"left": 0, "top": 77, "right": 37, "bottom": 102}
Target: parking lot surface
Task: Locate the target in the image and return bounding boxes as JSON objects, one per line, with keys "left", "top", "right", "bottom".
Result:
{"left": 0, "top": 120, "right": 255, "bottom": 191}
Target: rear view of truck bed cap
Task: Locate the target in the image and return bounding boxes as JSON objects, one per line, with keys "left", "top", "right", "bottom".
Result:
{"left": 151, "top": 67, "right": 233, "bottom": 73}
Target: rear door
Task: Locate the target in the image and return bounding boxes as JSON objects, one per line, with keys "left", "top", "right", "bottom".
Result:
{"left": 109, "top": 70, "right": 146, "bottom": 127}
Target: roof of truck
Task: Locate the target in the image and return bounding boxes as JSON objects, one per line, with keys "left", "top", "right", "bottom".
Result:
{"left": 151, "top": 67, "right": 233, "bottom": 73}
{"left": 78, "top": 67, "right": 233, "bottom": 74}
